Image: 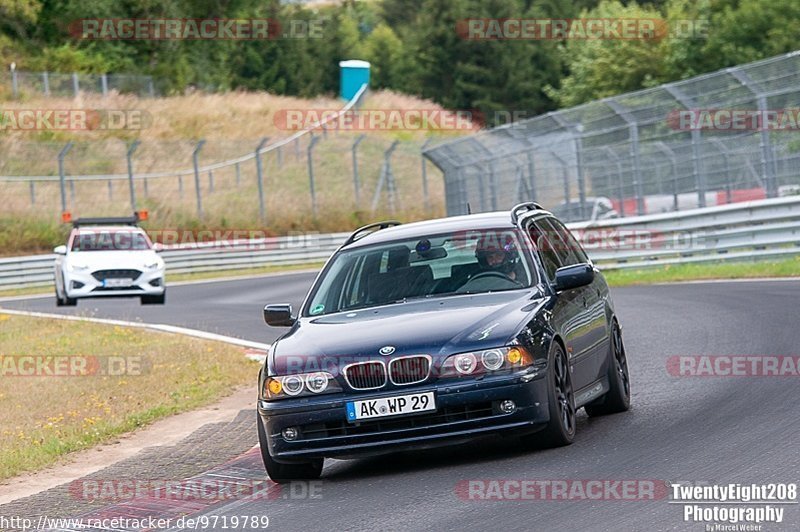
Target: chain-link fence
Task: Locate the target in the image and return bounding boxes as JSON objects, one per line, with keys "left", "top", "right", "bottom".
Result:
{"left": 2, "top": 70, "right": 160, "bottom": 98}
{"left": 0, "top": 132, "right": 443, "bottom": 235}
{"left": 424, "top": 51, "right": 800, "bottom": 222}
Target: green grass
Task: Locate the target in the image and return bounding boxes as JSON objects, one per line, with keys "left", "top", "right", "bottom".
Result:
{"left": 603, "top": 256, "right": 800, "bottom": 286}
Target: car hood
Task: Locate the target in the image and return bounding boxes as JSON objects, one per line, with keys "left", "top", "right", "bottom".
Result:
{"left": 65, "top": 250, "right": 161, "bottom": 271}
{"left": 269, "top": 290, "right": 546, "bottom": 374}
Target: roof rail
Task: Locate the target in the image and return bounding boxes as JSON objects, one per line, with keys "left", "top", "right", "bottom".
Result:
{"left": 510, "top": 202, "right": 544, "bottom": 224}
{"left": 72, "top": 215, "right": 140, "bottom": 228}
{"left": 342, "top": 220, "right": 402, "bottom": 247}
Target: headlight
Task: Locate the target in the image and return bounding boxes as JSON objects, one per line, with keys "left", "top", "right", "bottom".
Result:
{"left": 441, "top": 346, "right": 533, "bottom": 378}
{"left": 263, "top": 371, "right": 341, "bottom": 400}
{"left": 144, "top": 261, "right": 162, "bottom": 270}
{"left": 68, "top": 263, "right": 89, "bottom": 272}
{"left": 454, "top": 353, "right": 477, "bottom": 375}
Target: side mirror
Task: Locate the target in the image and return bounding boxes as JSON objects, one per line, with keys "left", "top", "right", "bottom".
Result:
{"left": 54, "top": 245, "right": 67, "bottom": 255}
{"left": 263, "top": 304, "right": 295, "bottom": 327}
{"left": 554, "top": 263, "right": 595, "bottom": 292}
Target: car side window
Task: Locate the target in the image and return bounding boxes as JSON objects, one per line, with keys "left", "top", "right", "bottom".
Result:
{"left": 528, "top": 220, "right": 561, "bottom": 281}
{"left": 547, "top": 218, "right": 589, "bottom": 265}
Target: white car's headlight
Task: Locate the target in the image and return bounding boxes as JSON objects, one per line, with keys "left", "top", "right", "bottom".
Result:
{"left": 68, "top": 263, "right": 89, "bottom": 272}
{"left": 144, "top": 261, "right": 163, "bottom": 270}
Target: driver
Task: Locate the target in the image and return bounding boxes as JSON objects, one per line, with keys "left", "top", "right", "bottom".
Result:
{"left": 474, "top": 234, "right": 520, "bottom": 281}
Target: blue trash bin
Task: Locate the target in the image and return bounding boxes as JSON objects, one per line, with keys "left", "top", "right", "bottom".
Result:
{"left": 339, "top": 60, "right": 370, "bottom": 101}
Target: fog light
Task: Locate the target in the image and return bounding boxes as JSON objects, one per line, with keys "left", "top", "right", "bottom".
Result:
{"left": 282, "top": 427, "right": 299, "bottom": 441}
{"left": 71, "top": 281, "right": 84, "bottom": 289}
{"left": 499, "top": 400, "right": 516, "bottom": 414}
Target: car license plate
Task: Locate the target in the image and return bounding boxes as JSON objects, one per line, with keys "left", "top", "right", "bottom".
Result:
{"left": 103, "top": 278, "right": 133, "bottom": 288}
{"left": 346, "top": 391, "right": 435, "bottom": 422}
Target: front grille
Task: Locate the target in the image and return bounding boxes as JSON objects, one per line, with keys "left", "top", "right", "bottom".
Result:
{"left": 389, "top": 356, "right": 431, "bottom": 385}
{"left": 299, "top": 402, "right": 495, "bottom": 439}
{"left": 344, "top": 361, "right": 387, "bottom": 390}
{"left": 92, "top": 269, "right": 142, "bottom": 281}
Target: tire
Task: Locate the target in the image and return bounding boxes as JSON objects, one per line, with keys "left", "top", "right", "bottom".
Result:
{"left": 257, "top": 412, "right": 322, "bottom": 483}
{"left": 141, "top": 292, "right": 166, "bottom": 305}
{"left": 585, "top": 320, "right": 631, "bottom": 417}
{"left": 524, "top": 342, "right": 576, "bottom": 448}
{"left": 58, "top": 288, "right": 77, "bottom": 306}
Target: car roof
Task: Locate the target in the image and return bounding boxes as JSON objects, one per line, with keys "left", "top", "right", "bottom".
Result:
{"left": 344, "top": 210, "right": 553, "bottom": 249}
{"left": 72, "top": 226, "right": 145, "bottom": 232}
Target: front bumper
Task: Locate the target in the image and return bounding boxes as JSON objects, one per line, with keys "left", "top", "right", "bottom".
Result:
{"left": 64, "top": 268, "right": 165, "bottom": 299}
{"left": 258, "top": 368, "right": 550, "bottom": 462}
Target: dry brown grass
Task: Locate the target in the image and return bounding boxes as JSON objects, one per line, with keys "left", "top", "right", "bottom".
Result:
{"left": 0, "top": 313, "right": 259, "bottom": 480}
{"left": 1, "top": 89, "right": 467, "bottom": 254}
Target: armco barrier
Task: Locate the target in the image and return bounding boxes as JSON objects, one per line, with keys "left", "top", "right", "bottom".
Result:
{"left": 2, "top": 197, "right": 799, "bottom": 291}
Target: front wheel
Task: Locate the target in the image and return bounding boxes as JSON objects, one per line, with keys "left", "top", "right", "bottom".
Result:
{"left": 585, "top": 320, "right": 631, "bottom": 417}
{"left": 56, "top": 288, "right": 77, "bottom": 306}
{"left": 523, "top": 342, "right": 576, "bottom": 448}
{"left": 257, "top": 412, "right": 322, "bottom": 483}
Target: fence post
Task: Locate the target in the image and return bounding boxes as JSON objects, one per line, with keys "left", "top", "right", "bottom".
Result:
{"left": 11, "top": 66, "right": 18, "bottom": 98}
{"left": 255, "top": 137, "right": 269, "bottom": 224}
{"left": 192, "top": 140, "right": 206, "bottom": 219}
{"left": 386, "top": 141, "right": 400, "bottom": 213}
{"left": 126, "top": 140, "right": 141, "bottom": 211}
{"left": 294, "top": 137, "right": 300, "bottom": 159}
{"left": 276, "top": 146, "right": 283, "bottom": 168}
{"left": 550, "top": 150, "right": 570, "bottom": 215}
{"left": 208, "top": 170, "right": 214, "bottom": 193}
{"left": 526, "top": 151, "right": 537, "bottom": 203}
{"left": 72, "top": 73, "right": 79, "bottom": 97}
{"left": 307, "top": 135, "right": 321, "bottom": 216}
{"left": 101, "top": 74, "right": 108, "bottom": 97}
{"left": 178, "top": 175, "right": 184, "bottom": 199}
{"left": 42, "top": 72, "right": 50, "bottom": 96}
{"left": 351, "top": 134, "right": 366, "bottom": 207}
{"left": 603, "top": 147, "right": 625, "bottom": 216}
{"left": 29, "top": 181, "right": 35, "bottom": 205}
{"left": 108, "top": 180, "right": 113, "bottom": 200}
{"left": 371, "top": 141, "right": 400, "bottom": 212}
{"left": 421, "top": 138, "right": 433, "bottom": 212}
{"left": 235, "top": 162, "right": 241, "bottom": 186}
{"left": 58, "top": 142, "right": 74, "bottom": 215}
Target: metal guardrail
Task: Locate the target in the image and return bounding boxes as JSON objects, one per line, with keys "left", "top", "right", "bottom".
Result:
{"left": 2, "top": 198, "right": 799, "bottom": 291}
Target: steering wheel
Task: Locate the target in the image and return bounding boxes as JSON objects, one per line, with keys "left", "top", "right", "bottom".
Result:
{"left": 457, "top": 270, "right": 522, "bottom": 292}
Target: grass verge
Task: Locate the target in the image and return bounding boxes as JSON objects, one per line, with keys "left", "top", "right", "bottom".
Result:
{"left": 603, "top": 256, "right": 800, "bottom": 287}
{"left": 0, "top": 314, "right": 260, "bottom": 481}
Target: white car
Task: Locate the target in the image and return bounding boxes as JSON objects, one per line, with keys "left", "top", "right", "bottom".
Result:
{"left": 54, "top": 218, "right": 166, "bottom": 306}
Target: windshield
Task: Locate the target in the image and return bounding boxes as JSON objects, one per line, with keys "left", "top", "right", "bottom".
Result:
{"left": 304, "top": 229, "right": 535, "bottom": 317}
{"left": 71, "top": 230, "right": 151, "bottom": 252}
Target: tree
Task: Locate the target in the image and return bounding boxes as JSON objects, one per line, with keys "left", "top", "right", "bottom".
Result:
{"left": 363, "top": 24, "right": 403, "bottom": 89}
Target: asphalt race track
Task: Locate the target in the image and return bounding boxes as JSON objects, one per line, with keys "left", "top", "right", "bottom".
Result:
{"left": 2, "top": 274, "right": 799, "bottom": 531}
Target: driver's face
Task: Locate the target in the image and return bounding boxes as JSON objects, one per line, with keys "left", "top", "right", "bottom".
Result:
{"left": 486, "top": 250, "right": 505, "bottom": 266}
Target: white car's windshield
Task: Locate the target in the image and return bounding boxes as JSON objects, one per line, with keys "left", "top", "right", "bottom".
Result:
{"left": 71, "top": 230, "right": 151, "bottom": 252}
{"left": 305, "top": 229, "right": 535, "bottom": 317}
